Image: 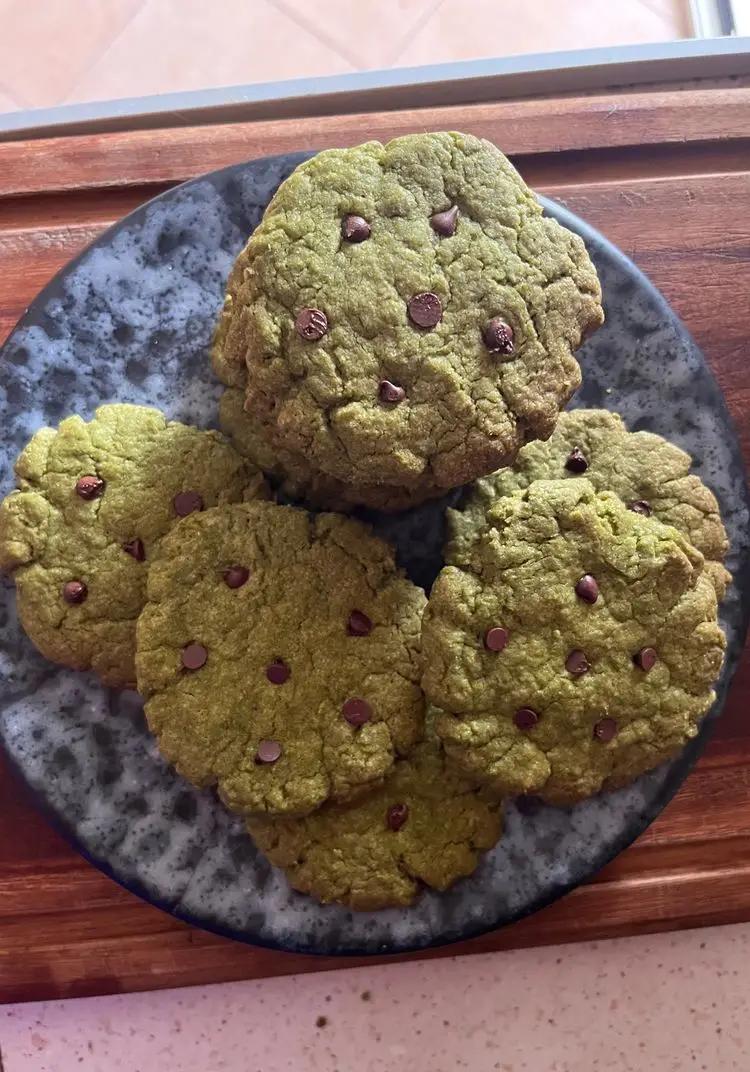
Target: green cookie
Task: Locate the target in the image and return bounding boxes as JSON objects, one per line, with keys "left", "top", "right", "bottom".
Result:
{"left": 0, "top": 404, "right": 266, "bottom": 687}
{"left": 213, "top": 132, "right": 603, "bottom": 499}
{"left": 219, "top": 387, "right": 446, "bottom": 513}
{"left": 248, "top": 724, "right": 502, "bottom": 910}
{"left": 423, "top": 479, "right": 725, "bottom": 805}
{"left": 136, "top": 501, "right": 426, "bottom": 817}
{"left": 449, "top": 408, "right": 731, "bottom": 599}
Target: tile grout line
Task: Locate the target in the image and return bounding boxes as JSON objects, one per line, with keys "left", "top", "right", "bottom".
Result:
{"left": 638, "top": 0, "right": 692, "bottom": 34}
{"left": 62, "top": 0, "right": 149, "bottom": 106}
{"left": 388, "top": 0, "right": 448, "bottom": 69}
{"left": 0, "top": 76, "right": 24, "bottom": 111}
{"left": 265, "top": 0, "right": 361, "bottom": 70}
{"left": 267, "top": 0, "right": 447, "bottom": 73}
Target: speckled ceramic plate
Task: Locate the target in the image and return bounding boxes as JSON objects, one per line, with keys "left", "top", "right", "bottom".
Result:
{"left": 1, "top": 152, "right": 748, "bottom": 956}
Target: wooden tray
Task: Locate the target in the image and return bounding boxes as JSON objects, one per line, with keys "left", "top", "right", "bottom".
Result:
{"left": 0, "top": 87, "right": 749, "bottom": 1004}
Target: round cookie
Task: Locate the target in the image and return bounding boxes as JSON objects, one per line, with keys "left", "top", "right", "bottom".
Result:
{"left": 213, "top": 132, "right": 604, "bottom": 496}
{"left": 136, "top": 501, "right": 426, "bottom": 817}
{"left": 422, "top": 478, "right": 726, "bottom": 805}
{"left": 449, "top": 408, "right": 731, "bottom": 599}
{"left": 247, "top": 725, "right": 502, "bottom": 910}
{"left": 0, "top": 404, "right": 266, "bottom": 688}
{"left": 219, "top": 387, "right": 446, "bottom": 513}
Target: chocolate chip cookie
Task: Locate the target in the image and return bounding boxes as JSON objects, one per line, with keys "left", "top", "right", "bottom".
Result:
{"left": 248, "top": 722, "right": 502, "bottom": 910}
{"left": 219, "top": 387, "right": 449, "bottom": 512}
{"left": 136, "top": 501, "right": 426, "bottom": 816}
{"left": 0, "top": 404, "right": 265, "bottom": 687}
{"left": 450, "top": 408, "right": 731, "bottom": 598}
{"left": 423, "top": 478, "right": 726, "bottom": 804}
{"left": 213, "top": 132, "right": 604, "bottom": 499}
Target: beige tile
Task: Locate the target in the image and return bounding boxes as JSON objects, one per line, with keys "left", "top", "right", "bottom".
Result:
{"left": 271, "top": 0, "right": 440, "bottom": 69}
{"left": 640, "top": 0, "right": 692, "bottom": 35}
{"left": 0, "top": 89, "right": 21, "bottom": 115}
{"left": 396, "top": 0, "right": 688, "bottom": 68}
{"left": 0, "top": 0, "right": 143, "bottom": 108}
{"left": 66, "top": 0, "right": 354, "bottom": 105}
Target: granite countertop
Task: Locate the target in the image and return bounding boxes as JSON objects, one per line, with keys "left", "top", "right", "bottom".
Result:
{"left": 3, "top": 923, "right": 747, "bottom": 1071}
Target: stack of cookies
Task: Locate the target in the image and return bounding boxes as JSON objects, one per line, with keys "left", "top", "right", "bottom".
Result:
{"left": 0, "top": 133, "right": 729, "bottom": 911}
{"left": 214, "top": 131, "right": 604, "bottom": 511}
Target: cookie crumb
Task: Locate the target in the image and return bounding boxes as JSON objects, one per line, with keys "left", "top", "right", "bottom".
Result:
{"left": 361, "top": 990, "right": 372, "bottom": 1002}
{"left": 316, "top": 1015, "right": 328, "bottom": 1029}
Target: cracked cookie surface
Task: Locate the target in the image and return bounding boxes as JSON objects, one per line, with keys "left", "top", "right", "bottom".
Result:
{"left": 449, "top": 408, "right": 731, "bottom": 599}
{"left": 248, "top": 721, "right": 502, "bottom": 909}
{"left": 0, "top": 404, "right": 265, "bottom": 687}
{"left": 213, "top": 132, "right": 604, "bottom": 496}
{"left": 136, "top": 501, "right": 426, "bottom": 817}
{"left": 423, "top": 479, "right": 726, "bottom": 804}
{"left": 219, "top": 387, "right": 447, "bottom": 512}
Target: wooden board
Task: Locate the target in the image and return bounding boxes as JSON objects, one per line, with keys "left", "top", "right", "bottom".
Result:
{"left": 0, "top": 87, "right": 749, "bottom": 1005}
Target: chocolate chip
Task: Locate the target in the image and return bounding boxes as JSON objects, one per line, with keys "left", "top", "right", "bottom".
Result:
{"left": 75, "top": 475, "right": 105, "bottom": 500}
{"left": 341, "top": 214, "right": 371, "bottom": 243}
{"left": 628, "top": 500, "right": 652, "bottom": 517}
{"left": 634, "top": 647, "right": 657, "bottom": 672}
{"left": 62, "top": 580, "right": 87, "bottom": 604}
{"left": 379, "top": 379, "right": 406, "bottom": 404}
{"left": 181, "top": 643, "right": 207, "bottom": 670}
{"left": 565, "top": 649, "right": 590, "bottom": 675}
{"left": 386, "top": 803, "right": 409, "bottom": 831}
{"left": 565, "top": 447, "right": 588, "bottom": 474}
{"left": 256, "top": 739, "right": 282, "bottom": 764}
{"left": 266, "top": 659, "right": 290, "bottom": 685}
{"left": 123, "top": 538, "right": 145, "bottom": 562}
{"left": 347, "top": 610, "right": 373, "bottom": 636}
{"left": 484, "top": 626, "right": 509, "bottom": 652}
{"left": 430, "top": 205, "right": 459, "bottom": 237}
{"left": 342, "top": 698, "right": 372, "bottom": 727}
{"left": 295, "top": 308, "right": 328, "bottom": 341}
{"left": 575, "top": 575, "right": 599, "bottom": 604}
{"left": 482, "top": 317, "right": 514, "bottom": 355}
{"left": 173, "top": 490, "right": 203, "bottom": 517}
{"left": 514, "top": 707, "right": 539, "bottom": 731}
{"left": 224, "top": 566, "right": 249, "bottom": 589}
{"left": 407, "top": 292, "right": 442, "bottom": 329}
{"left": 593, "top": 717, "right": 618, "bottom": 742}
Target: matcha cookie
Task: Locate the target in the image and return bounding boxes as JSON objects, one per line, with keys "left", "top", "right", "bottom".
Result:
{"left": 219, "top": 387, "right": 445, "bottom": 513}
{"left": 0, "top": 405, "right": 266, "bottom": 688}
{"left": 423, "top": 479, "right": 725, "bottom": 804}
{"left": 248, "top": 724, "right": 502, "bottom": 910}
{"left": 136, "top": 501, "right": 426, "bottom": 816}
{"left": 450, "top": 408, "right": 731, "bottom": 598}
{"left": 213, "top": 132, "right": 604, "bottom": 498}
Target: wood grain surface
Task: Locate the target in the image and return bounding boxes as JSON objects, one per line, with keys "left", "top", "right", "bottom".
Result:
{"left": 0, "top": 87, "right": 749, "bottom": 1005}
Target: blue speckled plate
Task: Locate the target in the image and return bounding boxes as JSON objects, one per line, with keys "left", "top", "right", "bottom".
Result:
{"left": 1, "top": 153, "right": 749, "bottom": 956}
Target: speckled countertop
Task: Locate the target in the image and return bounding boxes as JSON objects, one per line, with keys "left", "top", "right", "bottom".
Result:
{"left": 3, "top": 924, "right": 748, "bottom": 1071}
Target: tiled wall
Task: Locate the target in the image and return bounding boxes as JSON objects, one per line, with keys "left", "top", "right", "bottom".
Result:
{"left": 0, "top": 0, "right": 691, "bottom": 114}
